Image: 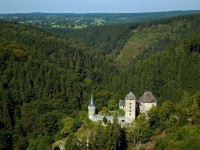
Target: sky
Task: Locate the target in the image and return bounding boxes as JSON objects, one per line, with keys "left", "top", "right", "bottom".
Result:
{"left": 0, "top": 0, "right": 200, "bottom": 13}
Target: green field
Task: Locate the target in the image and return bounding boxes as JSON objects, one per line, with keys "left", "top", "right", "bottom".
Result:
{"left": 52, "top": 25, "right": 66, "bottom": 28}
{"left": 52, "top": 24, "right": 88, "bottom": 29}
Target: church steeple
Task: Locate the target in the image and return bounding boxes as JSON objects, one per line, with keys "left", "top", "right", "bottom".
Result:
{"left": 89, "top": 94, "right": 94, "bottom": 106}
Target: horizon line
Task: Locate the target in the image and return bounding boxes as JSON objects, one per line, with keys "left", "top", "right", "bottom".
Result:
{"left": 1, "top": 9, "right": 200, "bottom": 15}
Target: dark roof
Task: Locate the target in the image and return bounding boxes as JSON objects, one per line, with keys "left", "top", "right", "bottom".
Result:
{"left": 139, "top": 91, "right": 157, "bottom": 103}
{"left": 119, "top": 100, "right": 125, "bottom": 106}
{"left": 125, "top": 92, "right": 136, "bottom": 100}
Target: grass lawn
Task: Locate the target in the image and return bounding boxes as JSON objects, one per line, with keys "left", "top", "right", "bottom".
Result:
{"left": 51, "top": 24, "right": 88, "bottom": 29}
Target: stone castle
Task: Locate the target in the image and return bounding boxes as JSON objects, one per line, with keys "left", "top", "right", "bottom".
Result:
{"left": 88, "top": 91, "right": 157, "bottom": 123}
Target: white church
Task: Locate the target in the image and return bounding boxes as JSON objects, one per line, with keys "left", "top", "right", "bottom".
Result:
{"left": 88, "top": 91, "right": 157, "bottom": 123}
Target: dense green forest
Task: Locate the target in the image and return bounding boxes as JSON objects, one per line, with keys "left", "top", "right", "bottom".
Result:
{"left": 0, "top": 14, "right": 200, "bottom": 150}
{"left": 0, "top": 20, "right": 116, "bottom": 149}
{"left": 49, "top": 14, "right": 200, "bottom": 102}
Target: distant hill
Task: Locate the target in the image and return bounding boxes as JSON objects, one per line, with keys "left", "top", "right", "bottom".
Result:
{"left": 116, "top": 14, "right": 200, "bottom": 66}
{"left": 1, "top": 10, "right": 200, "bottom": 27}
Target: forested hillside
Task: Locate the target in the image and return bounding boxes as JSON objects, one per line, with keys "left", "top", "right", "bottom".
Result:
{"left": 0, "top": 20, "right": 117, "bottom": 149}
{"left": 117, "top": 14, "right": 200, "bottom": 65}
{"left": 50, "top": 14, "right": 200, "bottom": 102}
{"left": 47, "top": 24, "right": 133, "bottom": 54}
{"left": 0, "top": 14, "right": 200, "bottom": 149}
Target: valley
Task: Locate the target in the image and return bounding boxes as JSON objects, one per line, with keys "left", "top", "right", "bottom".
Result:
{"left": 0, "top": 12, "right": 200, "bottom": 150}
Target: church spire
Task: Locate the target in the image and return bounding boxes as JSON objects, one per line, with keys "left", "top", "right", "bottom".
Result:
{"left": 89, "top": 94, "right": 94, "bottom": 106}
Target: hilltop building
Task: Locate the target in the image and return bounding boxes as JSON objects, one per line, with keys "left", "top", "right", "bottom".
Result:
{"left": 88, "top": 91, "right": 157, "bottom": 123}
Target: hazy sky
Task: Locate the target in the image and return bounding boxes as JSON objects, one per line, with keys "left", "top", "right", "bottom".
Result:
{"left": 0, "top": 0, "right": 200, "bottom": 13}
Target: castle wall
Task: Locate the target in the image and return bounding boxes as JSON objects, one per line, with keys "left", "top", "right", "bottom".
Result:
{"left": 119, "top": 105, "right": 125, "bottom": 111}
{"left": 140, "top": 102, "right": 157, "bottom": 114}
{"left": 90, "top": 115, "right": 125, "bottom": 124}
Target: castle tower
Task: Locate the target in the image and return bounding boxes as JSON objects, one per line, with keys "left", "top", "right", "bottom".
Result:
{"left": 125, "top": 92, "right": 136, "bottom": 123}
{"left": 139, "top": 91, "right": 157, "bottom": 114}
{"left": 88, "top": 95, "right": 95, "bottom": 120}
